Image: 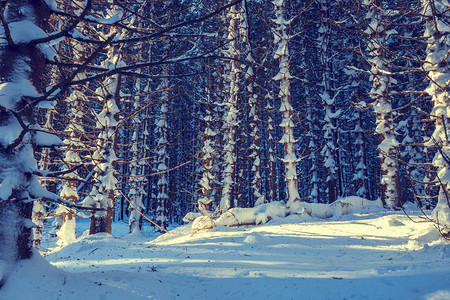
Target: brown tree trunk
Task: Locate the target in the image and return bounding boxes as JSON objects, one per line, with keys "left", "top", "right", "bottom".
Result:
{"left": 90, "top": 207, "right": 114, "bottom": 235}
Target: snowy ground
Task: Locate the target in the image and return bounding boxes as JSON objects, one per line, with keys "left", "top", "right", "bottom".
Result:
{"left": 2, "top": 206, "right": 450, "bottom": 300}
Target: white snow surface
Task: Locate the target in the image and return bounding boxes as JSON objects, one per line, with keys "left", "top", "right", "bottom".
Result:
{"left": 1, "top": 205, "right": 450, "bottom": 300}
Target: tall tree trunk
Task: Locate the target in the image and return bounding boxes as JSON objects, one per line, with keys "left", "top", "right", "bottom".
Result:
{"left": 220, "top": 4, "right": 241, "bottom": 210}
{"left": 364, "top": 0, "right": 401, "bottom": 209}
{"left": 422, "top": 0, "right": 450, "bottom": 229}
{"left": 241, "top": 0, "right": 264, "bottom": 206}
{"left": 349, "top": 50, "right": 368, "bottom": 199}
{"left": 85, "top": 43, "right": 122, "bottom": 234}
{"left": 318, "top": 0, "right": 339, "bottom": 204}
{"left": 0, "top": 0, "right": 52, "bottom": 285}
{"left": 272, "top": 0, "right": 300, "bottom": 206}
{"left": 155, "top": 47, "right": 170, "bottom": 231}
{"left": 265, "top": 95, "right": 276, "bottom": 203}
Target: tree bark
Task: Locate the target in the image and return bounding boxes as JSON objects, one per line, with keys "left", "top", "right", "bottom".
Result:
{"left": 0, "top": 0, "right": 51, "bottom": 285}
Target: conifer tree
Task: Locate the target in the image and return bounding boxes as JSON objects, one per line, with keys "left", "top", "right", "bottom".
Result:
{"left": 155, "top": 47, "right": 171, "bottom": 231}
{"left": 272, "top": 0, "right": 300, "bottom": 206}
{"left": 82, "top": 7, "right": 124, "bottom": 233}
{"left": 422, "top": 0, "right": 450, "bottom": 230}
{"left": 0, "top": 0, "right": 61, "bottom": 282}
{"left": 317, "top": 0, "right": 339, "bottom": 203}
{"left": 363, "top": 0, "right": 401, "bottom": 209}
{"left": 220, "top": 3, "right": 241, "bottom": 210}
{"left": 197, "top": 90, "right": 217, "bottom": 214}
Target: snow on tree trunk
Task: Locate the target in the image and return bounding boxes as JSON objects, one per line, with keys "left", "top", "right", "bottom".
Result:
{"left": 198, "top": 89, "right": 216, "bottom": 214}
{"left": 318, "top": 0, "right": 339, "bottom": 204}
{"left": 301, "top": 9, "right": 321, "bottom": 203}
{"left": 240, "top": 1, "right": 264, "bottom": 206}
{"left": 352, "top": 109, "right": 369, "bottom": 199}
{"left": 129, "top": 1, "right": 155, "bottom": 232}
{"left": 155, "top": 2, "right": 172, "bottom": 228}
{"left": 84, "top": 80, "right": 120, "bottom": 234}
{"left": 155, "top": 1, "right": 173, "bottom": 227}
{"left": 83, "top": 17, "right": 123, "bottom": 234}
{"left": 155, "top": 56, "right": 170, "bottom": 231}
{"left": 0, "top": 0, "right": 57, "bottom": 282}
{"left": 32, "top": 198, "right": 45, "bottom": 250}
{"left": 34, "top": 110, "right": 54, "bottom": 250}
{"left": 128, "top": 40, "right": 150, "bottom": 234}
{"left": 422, "top": 0, "right": 450, "bottom": 230}
{"left": 220, "top": 4, "right": 241, "bottom": 211}
{"left": 347, "top": 56, "right": 368, "bottom": 199}
{"left": 265, "top": 93, "right": 276, "bottom": 203}
{"left": 128, "top": 91, "right": 147, "bottom": 234}
{"left": 402, "top": 110, "right": 427, "bottom": 205}
{"left": 272, "top": 0, "right": 300, "bottom": 206}
{"left": 401, "top": 61, "right": 426, "bottom": 207}
{"left": 128, "top": 84, "right": 146, "bottom": 234}
{"left": 364, "top": 0, "right": 401, "bottom": 209}
{"left": 56, "top": 3, "right": 88, "bottom": 242}
{"left": 307, "top": 99, "right": 321, "bottom": 203}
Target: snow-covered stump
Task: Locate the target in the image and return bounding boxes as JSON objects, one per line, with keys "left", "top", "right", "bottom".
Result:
{"left": 363, "top": 0, "right": 401, "bottom": 209}
{"left": 272, "top": 0, "right": 300, "bottom": 206}
{"left": 422, "top": 0, "right": 450, "bottom": 231}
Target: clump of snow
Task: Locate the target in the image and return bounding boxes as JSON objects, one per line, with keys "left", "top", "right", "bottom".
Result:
{"left": 33, "top": 129, "right": 64, "bottom": 147}
{"left": 242, "top": 232, "right": 269, "bottom": 244}
{"left": 8, "top": 20, "right": 47, "bottom": 43}
{"left": 44, "top": 0, "right": 58, "bottom": 10}
{"left": 188, "top": 197, "right": 384, "bottom": 230}
{"left": 182, "top": 211, "right": 201, "bottom": 223}
{"left": 290, "top": 196, "right": 383, "bottom": 220}
{"left": 0, "top": 79, "right": 40, "bottom": 110}
{"left": 55, "top": 210, "right": 76, "bottom": 247}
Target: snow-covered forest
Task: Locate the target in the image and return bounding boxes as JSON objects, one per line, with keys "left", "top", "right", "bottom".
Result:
{"left": 1, "top": 0, "right": 450, "bottom": 298}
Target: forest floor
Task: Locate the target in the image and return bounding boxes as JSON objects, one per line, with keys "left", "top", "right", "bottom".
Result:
{"left": 2, "top": 205, "right": 450, "bottom": 300}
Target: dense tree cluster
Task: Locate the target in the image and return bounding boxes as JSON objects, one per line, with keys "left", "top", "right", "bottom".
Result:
{"left": 1, "top": 0, "right": 450, "bottom": 285}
